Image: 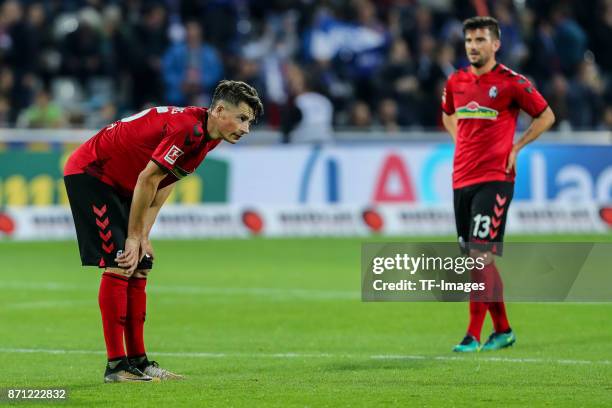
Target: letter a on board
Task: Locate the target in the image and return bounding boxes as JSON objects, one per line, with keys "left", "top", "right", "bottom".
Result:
{"left": 373, "top": 154, "right": 415, "bottom": 202}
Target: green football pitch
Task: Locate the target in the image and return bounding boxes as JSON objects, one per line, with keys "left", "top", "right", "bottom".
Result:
{"left": 1, "top": 235, "right": 611, "bottom": 407}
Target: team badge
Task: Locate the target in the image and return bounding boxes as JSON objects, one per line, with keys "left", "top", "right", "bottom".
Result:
{"left": 164, "top": 145, "right": 184, "bottom": 164}
{"left": 489, "top": 86, "right": 498, "bottom": 98}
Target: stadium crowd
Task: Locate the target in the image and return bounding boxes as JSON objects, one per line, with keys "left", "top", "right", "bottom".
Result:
{"left": 0, "top": 0, "right": 610, "bottom": 137}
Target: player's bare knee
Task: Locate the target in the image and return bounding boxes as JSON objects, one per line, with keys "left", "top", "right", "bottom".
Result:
{"left": 105, "top": 267, "right": 134, "bottom": 278}
{"left": 133, "top": 269, "right": 150, "bottom": 278}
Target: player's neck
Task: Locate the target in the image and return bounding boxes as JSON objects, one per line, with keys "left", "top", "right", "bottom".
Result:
{"left": 206, "top": 121, "right": 221, "bottom": 141}
{"left": 205, "top": 112, "right": 221, "bottom": 141}
{"left": 470, "top": 59, "right": 497, "bottom": 76}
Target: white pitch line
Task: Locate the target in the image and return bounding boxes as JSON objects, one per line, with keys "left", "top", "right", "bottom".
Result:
{"left": 0, "top": 348, "right": 610, "bottom": 366}
{"left": 4, "top": 281, "right": 612, "bottom": 305}
{"left": 0, "top": 281, "right": 359, "bottom": 300}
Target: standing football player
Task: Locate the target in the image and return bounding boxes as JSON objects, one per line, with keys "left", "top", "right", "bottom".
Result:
{"left": 64, "top": 80, "right": 263, "bottom": 381}
{"left": 441, "top": 17, "right": 555, "bottom": 352}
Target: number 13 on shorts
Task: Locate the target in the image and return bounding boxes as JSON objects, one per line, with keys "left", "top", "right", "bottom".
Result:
{"left": 472, "top": 214, "right": 491, "bottom": 238}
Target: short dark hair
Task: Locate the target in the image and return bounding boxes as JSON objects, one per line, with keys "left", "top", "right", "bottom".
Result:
{"left": 211, "top": 80, "right": 264, "bottom": 121}
{"left": 463, "top": 16, "right": 501, "bottom": 40}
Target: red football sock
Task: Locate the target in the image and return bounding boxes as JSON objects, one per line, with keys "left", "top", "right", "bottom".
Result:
{"left": 98, "top": 272, "right": 128, "bottom": 360}
{"left": 467, "top": 300, "right": 488, "bottom": 341}
{"left": 488, "top": 301, "right": 510, "bottom": 333}
{"left": 125, "top": 277, "right": 147, "bottom": 358}
{"left": 466, "top": 266, "right": 491, "bottom": 341}
{"left": 486, "top": 263, "right": 510, "bottom": 332}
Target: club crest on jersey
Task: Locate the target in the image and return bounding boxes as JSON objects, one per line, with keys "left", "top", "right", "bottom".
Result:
{"left": 489, "top": 86, "right": 498, "bottom": 98}
{"left": 164, "top": 145, "right": 184, "bottom": 164}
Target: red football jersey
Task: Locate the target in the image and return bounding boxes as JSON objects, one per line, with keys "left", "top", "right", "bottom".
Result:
{"left": 64, "top": 106, "right": 221, "bottom": 196}
{"left": 441, "top": 63, "right": 548, "bottom": 189}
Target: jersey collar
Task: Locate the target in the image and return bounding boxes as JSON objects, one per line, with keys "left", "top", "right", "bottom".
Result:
{"left": 469, "top": 62, "right": 499, "bottom": 77}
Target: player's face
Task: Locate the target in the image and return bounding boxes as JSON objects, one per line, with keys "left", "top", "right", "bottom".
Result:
{"left": 213, "top": 102, "right": 255, "bottom": 144}
{"left": 464, "top": 28, "right": 500, "bottom": 68}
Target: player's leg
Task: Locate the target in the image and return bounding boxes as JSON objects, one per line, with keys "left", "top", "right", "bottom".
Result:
{"left": 64, "top": 174, "right": 152, "bottom": 382}
{"left": 125, "top": 267, "right": 149, "bottom": 364}
{"left": 99, "top": 266, "right": 153, "bottom": 382}
{"left": 126, "top": 264, "right": 184, "bottom": 380}
{"left": 469, "top": 181, "right": 516, "bottom": 351}
{"left": 452, "top": 184, "right": 484, "bottom": 352}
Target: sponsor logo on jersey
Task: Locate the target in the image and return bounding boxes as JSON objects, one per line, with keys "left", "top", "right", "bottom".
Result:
{"left": 489, "top": 86, "right": 498, "bottom": 98}
{"left": 456, "top": 101, "right": 499, "bottom": 120}
{"left": 164, "top": 145, "right": 184, "bottom": 164}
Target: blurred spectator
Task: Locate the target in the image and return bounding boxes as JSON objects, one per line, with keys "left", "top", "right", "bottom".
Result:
{"left": 281, "top": 62, "right": 333, "bottom": 144}
{"left": 60, "top": 8, "right": 104, "bottom": 85}
{"left": 26, "top": 2, "right": 56, "bottom": 86}
{"left": 17, "top": 88, "right": 65, "bottom": 128}
{"left": 375, "top": 38, "right": 420, "bottom": 126}
{"left": 306, "top": 0, "right": 389, "bottom": 103}
{"left": 546, "top": 74, "right": 570, "bottom": 130}
{"left": 130, "top": 3, "right": 168, "bottom": 108}
{"left": 100, "top": 5, "right": 132, "bottom": 85}
{"left": 419, "top": 42, "right": 456, "bottom": 128}
{"left": 347, "top": 0, "right": 390, "bottom": 102}
{"left": 524, "top": 20, "right": 559, "bottom": 87}
{"left": 348, "top": 100, "right": 373, "bottom": 130}
{"left": 377, "top": 98, "right": 400, "bottom": 133}
{"left": 162, "top": 20, "right": 223, "bottom": 106}
{"left": 400, "top": 5, "right": 434, "bottom": 61}
{"left": 550, "top": 4, "right": 587, "bottom": 76}
{"left": 591, "top": 0, "right": 612, "bottom": 73}
{"left": 240, "top": 10, "right": 299, "bottom": 126}
{"left": 181, "top": 0, "right": 240, "bottom": 52}
{"left": 0, "top": 0, "right": 36, "bottom": 121}
{"left": 567, "top": 59, "right": 605, "bottom": 129}
{"left": 493, "top": 1, "right": 527, "bottom": 68}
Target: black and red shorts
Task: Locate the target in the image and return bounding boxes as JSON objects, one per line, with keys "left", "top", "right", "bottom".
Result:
{"left": 453, "top": 181, "right": 514, "bottom": 256}
{"left": 64, "top": 173, "right": 153, "bottom": 270}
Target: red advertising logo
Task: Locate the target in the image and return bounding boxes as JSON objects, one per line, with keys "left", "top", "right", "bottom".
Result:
{"left": 599, "top": 207, "right": 612, "bottom": 228}
{"left": 362, "top": 208, "right": 384, "bottom": 232}
{"left": 242, "top": 210, "right": 264, "bottom": 234}
{"left": 0, "top": 213, "right": 16, "bottom": 235}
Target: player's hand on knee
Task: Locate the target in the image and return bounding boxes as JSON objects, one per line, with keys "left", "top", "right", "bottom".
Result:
{"left": 116, "top": 237, "right": 140, "bottom": 273}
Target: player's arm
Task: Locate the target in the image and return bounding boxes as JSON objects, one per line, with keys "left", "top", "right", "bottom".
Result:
{"left": 441, "top": 78, "right": 456, "bottom": 142}
{"left": 506, "top": 106, "right": 555, "bottom": 173}
{"left": 140, "top": 183, "right": 175, "bottom": 260}
{"left": 144, "top": 183, "right": 174, "bottom": 238}
{"left": 116, "top": 160, "right": 167, "bottom": 272}
{"left": 442, "top": 112, "right": 458, "bottom": 143}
